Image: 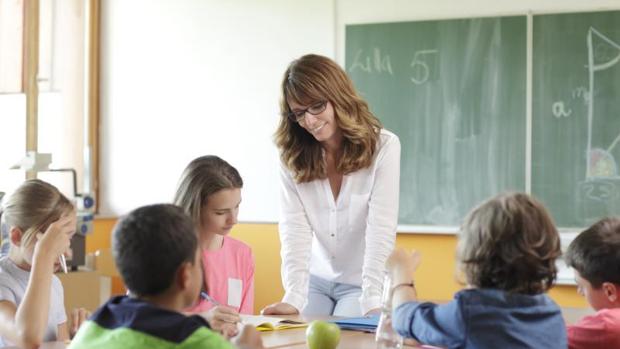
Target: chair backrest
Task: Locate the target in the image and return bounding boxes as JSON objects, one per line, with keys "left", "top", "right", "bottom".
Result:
{"left": 94, "top": 248, "right": 119, "bottom": 277}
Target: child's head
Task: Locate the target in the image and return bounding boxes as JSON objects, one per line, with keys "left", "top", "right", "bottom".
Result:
{"left": 112, "top": 204, "right": 202, "bottom": 306}
{"left": 0, "top": 179, "right": 75, "bottom": 266}
{"left": 565, "top": 217, "right": 620, "bottom": 310}
{"left": 457, "top": 192, "right": 561, "bottom": 294}
{"left": 173, "top": 155, "right": 243, "bottom": 238}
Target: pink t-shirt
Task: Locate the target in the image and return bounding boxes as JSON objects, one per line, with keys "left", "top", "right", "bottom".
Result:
{"left": 188, "top": 236, "right": 255, "bottom": 314}
{"left": 567, "top": 308, "right": 620, "bottom": 349}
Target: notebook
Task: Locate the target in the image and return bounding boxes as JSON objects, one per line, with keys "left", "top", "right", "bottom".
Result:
{"left": 330, "top": 314, "right": 380, "bottom": 332}
{"left": 240, "top": 314, "right": 307, "bottom": 332}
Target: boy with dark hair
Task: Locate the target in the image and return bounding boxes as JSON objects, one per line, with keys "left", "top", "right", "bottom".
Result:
{"left": 565, "top": 217, "right": 620, "bottom": 349}
{"left": 69, "top": 204, "right": 264, "bottom": 349}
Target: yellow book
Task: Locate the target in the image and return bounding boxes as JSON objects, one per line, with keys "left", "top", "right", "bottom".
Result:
{"left": 240, "top": 314, "right": 307, "bottom": 332}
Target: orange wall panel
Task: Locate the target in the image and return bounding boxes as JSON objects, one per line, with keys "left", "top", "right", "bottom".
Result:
{"left": 91, "top": 219, "right": 587, "bottom": 313}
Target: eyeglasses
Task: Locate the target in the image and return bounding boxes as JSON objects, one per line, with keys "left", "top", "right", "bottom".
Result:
{"left": 287, "top": 101, "right": 328, "bottom": 123}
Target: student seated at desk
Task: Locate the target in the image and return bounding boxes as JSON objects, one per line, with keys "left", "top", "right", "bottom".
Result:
{"left": 564, "top": 217, "right": 620, "bottom": 349}
{"left": 174, "top": 156, "right": 254, "bottom": 337}
{"left": 69, "top": 204, "right": 264, "bottom": 349}
{"left": 386, "top": 192, "right": 567, "bottom": 349}
{"left": 0, "top": 180, "right": 90, "bottom": 349}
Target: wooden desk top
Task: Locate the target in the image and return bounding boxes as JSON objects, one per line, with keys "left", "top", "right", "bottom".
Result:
{"left": 6, "top": 306, "right": 594, "bottom": 349}
{"left": 261, "top": 314, "right": 425, "bottom": 349}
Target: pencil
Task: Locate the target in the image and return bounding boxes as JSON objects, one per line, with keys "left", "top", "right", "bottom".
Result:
{"left": 59, "top": 255, "right": 68, "bottom": 274}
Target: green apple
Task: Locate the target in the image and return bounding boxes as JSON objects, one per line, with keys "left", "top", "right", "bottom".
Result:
{"left": 306, "top": 320, "right": 341, "bottom": 349}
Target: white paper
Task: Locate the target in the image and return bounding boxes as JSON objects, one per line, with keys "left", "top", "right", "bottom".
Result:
{"left": 227, "top": 278, "right": 242, "bottom": 308}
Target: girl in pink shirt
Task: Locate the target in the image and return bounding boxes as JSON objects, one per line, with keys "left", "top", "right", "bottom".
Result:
{"left": 174, "top": 156, "right": 255, "bottom": 335}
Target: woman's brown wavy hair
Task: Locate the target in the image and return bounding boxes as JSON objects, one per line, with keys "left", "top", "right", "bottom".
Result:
{"left": 456, "top": 192, "right": 561, "bottom": 294}
{"left": 274, "top": 54, "right": 382, "bottom": 183}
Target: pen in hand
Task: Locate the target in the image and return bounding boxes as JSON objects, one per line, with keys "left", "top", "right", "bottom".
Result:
{"left": 201, "top": 291, "right": 243, "bottom": 325}
{"left": 201, "top": 291, "right": 223, "bottom": 306}
{"left": 59, "top": 255, "right": 68, "bottom": 274}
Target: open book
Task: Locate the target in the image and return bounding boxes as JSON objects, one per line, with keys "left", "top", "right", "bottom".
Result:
{"left": 240, "top": 314, "right": 306, "bottom": 332}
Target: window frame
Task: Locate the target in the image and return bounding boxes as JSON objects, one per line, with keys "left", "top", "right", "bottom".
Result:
{"left": 19, "top": 0, "right": 101, "bottom": 211}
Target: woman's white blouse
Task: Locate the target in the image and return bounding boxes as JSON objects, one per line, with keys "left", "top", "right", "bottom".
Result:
{"left": 278, "top": 129, "right": 401, "bottom": 314}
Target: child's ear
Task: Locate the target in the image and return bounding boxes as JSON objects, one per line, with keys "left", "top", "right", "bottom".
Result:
{"left": 602, "top": 282, "right": 618, "bottom": 302}
{"left": 9, "top": 226, "right": 23, "bottom": 246}
{"left": 176, "top": 261, "right": 192, "bottom": 291}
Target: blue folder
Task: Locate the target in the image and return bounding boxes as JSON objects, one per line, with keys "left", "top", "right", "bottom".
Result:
{"left": 330, "top": 314, "right": 380, "bottom": 332}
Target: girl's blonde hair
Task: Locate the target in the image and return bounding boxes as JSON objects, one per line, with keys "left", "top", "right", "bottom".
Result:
{"left": 0, "top": 179, "right": 73, "bottom": 248}
{"left": 456, "top": 192, "right": 561, "bottom": 294}
{"left": 274, "top": 54, "right": 382, "bottom": 183}
{"left": 173, "top": 155, "right": 243, "bottom": 228}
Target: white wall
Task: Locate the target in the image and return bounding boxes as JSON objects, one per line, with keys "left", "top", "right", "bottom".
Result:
{"left": 100, "top": 0, "right": 335, "bottom": 220}
{"left": 101, "top": 0, "right": 620, "bottom": 221}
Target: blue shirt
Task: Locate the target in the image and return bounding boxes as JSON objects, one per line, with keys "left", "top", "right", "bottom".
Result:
{"left": 393, "top": 288, "right": 567, "bottom": 349}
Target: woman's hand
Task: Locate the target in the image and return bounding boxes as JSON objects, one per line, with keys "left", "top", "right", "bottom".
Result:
{"left": 201, "top": 306, "right": 241, "bottom": 336}
{"left": 70, "top": 308, "right": 91, "bottom": 337}
{"left": 260, "top": 302, "right": 298, "bottom": 315}
{"left": 232, "top": 325, "right": 265, "bottom": 349}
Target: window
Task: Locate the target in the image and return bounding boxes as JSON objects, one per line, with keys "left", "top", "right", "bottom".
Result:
{"left": 0, "top": 0, "right": 100, "bottom": 208}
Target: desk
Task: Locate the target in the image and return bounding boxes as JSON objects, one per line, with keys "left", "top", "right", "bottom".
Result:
{"left": 260, "top": 314, "right": 424, "bottom": 349}
{"left": 18, "top": 324, "right": 409, "bottom": 349}
{"left": 261, "top": 307, "right": 594, "bottom": 349}
{"left": 8, "top": 306, "right": 593, "bottom": 349}
{"left": 262, "top": 326, "right": 377, "bottom": 349}
{"left": 263, "top": 328, "right": 404, "bottom": 349}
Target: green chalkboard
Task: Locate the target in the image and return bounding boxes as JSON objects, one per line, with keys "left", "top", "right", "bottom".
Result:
{"left": 532, "top": 11, "right": 620, "bottom": 227}
{"left": 346, "top": 16, "right": 527, "bottom": 226}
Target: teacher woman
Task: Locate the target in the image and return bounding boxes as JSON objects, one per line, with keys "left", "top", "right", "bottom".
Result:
{"left": 261, "top": 54, "right": 401, "bottom": 317}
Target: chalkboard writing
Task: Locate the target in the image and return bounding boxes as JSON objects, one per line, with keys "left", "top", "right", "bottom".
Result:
{"left": 346, "top": 16, "right": 527, "bottom": 226}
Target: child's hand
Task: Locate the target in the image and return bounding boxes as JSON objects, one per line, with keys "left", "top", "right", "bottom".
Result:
{"left": 70, "top": 308, "right": 91, "bottom": 337}
{"left": 220, "top": 323, "right": 239, "bottom": 339}
{"left": 202, "top": 305, "right": 241, "bottom": 335}
{"left": 231, "top": 324, "right": 264, "bottom": 349}
{"left": 34, "top": 213, "right": 76, "bottom": 264}
{"left": 386, "top": 249, "right": 421, "bottom": 284}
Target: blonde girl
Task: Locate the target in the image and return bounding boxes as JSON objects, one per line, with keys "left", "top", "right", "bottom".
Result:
{"left": 0, "top": 179, "right": 89, "bottom": 348}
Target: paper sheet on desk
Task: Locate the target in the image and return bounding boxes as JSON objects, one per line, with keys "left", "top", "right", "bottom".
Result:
{"left": 240, "top": 314, "right": 306, "bottom": 332}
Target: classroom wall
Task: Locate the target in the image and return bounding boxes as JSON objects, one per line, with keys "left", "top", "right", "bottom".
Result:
{"left": 94, "top": 0, "right": 620, "bottom": 313}
{"left": 100, "top": 0, "right": 620, "bottom": 224}
{"left": 99, "top": 0, "right": 335, "bottom": 220}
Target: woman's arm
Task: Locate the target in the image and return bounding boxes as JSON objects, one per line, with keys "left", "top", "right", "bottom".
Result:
{"left": 271, "top": 163, "right": 314, "bottom": 313}
{"left": 361, "top": 133, "right": 401, "bottom": 314}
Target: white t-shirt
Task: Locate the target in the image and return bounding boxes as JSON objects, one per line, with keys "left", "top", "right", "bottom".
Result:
{"left": 0, "top": 256, "right": 67, "bottom": 346}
